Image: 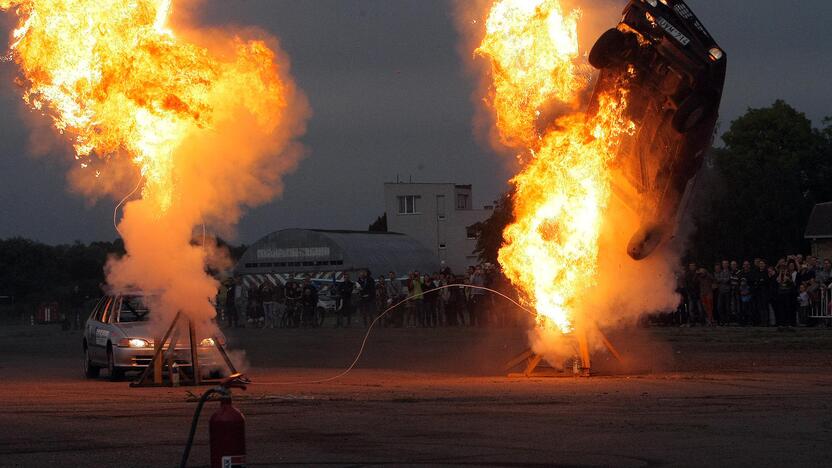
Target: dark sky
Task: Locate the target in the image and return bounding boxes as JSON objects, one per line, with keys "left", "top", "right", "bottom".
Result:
{"left": 1, "top": 0, "right": 830, "bottom": 245}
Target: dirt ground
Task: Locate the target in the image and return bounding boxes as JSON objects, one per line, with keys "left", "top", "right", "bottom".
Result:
{"left": 2, "top": 324, "right": 832, "bottom": 467}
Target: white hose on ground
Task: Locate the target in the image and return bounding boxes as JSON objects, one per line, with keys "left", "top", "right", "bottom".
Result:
{"left": 249, "top": 284, "right": 536, "bottom": 386}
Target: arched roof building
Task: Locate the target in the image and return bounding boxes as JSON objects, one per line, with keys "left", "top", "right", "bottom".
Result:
{"left": 234, "top": 229, "right": 440, "bottom": 287}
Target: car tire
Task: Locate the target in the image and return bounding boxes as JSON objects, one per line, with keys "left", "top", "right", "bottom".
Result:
{"left": 107, "top": 345, "right": 124, "bottom": 381}
{"left": 589, "top": 28, "right": 629, "bottom": 69}
{"left": 672, "top": 92, "right": 712, "bottom": 133}
{"left": 83, "top": 346, "right": 100, "bottom": 379}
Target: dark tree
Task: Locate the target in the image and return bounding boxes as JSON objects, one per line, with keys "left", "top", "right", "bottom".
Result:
{"left": 470, "top": 191, "right": 515, "bottom": 264}
{"left": 368, "top": 213, "right": 387, "bottom": 232}
{"left": 690, "top": 100, "right": 832, "bottom": 262}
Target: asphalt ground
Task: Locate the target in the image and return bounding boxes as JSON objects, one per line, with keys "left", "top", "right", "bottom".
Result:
{"left": 1, "top": 324, "right": 832, "bottom": 467}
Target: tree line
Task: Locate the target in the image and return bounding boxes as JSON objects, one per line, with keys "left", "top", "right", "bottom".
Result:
{"left": 0, "top": 237, "right": 246, "bottom": 309}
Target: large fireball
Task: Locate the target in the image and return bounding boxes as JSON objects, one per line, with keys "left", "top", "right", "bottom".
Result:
{"left": 476, "top": 0, "right": 633, "bottom": 334}
{"left": 1, "top": 0, "right": 308, "bottom": 326}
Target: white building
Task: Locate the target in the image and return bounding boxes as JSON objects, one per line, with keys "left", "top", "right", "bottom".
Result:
{"left": 384, "top": 182, "right": 493, "bottom": 274}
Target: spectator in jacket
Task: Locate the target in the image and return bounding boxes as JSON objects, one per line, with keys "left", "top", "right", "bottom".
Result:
{"left": 357, "top": 269, "right": 376, "bottom": 328}
{"left": 336, "top": 273, "right": 354, "bottom": 328}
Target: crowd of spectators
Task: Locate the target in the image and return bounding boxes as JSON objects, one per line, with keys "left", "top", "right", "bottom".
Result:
{"left": 216, "top": 263, "right": 525, "bottom": 329}
{"left": 218, "top": 253, "right": 832, "bottom": 331}
{"left": 675, "top": 254, "right": 832, "bottom": 327}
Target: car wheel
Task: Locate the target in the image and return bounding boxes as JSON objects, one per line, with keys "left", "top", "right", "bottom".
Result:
{"left": 83, "top": 346, "right": 100, "bottom": 379}
{"left": 672, "top": 92, "right": 712, "bottom": 133}
{"left": 107, "top": 345, "right": 124, "bottom": 381}
{"left": 588, "top": 28, "right": 630, "bottom": 69}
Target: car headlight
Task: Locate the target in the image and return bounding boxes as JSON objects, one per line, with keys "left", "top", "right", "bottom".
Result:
{"left": 119, "top": 338, "right": 150, "bottom": 348}
{"left": 708, "top": 47, "right": 723, "bottom": 61}
{"left": 199, "top": 337, "right": 216, "bottom": 347}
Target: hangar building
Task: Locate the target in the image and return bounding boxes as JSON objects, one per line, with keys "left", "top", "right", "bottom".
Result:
{"left": 234, "top": 228, "right": 439, "bottom": 288}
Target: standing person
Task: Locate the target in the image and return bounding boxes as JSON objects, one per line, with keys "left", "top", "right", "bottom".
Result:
{"left": 729, "top": 260, "right": 740, "bottom": 321}
{"left": 816, "top": 259, "right": 832, "bottom": 287}
{"left": 284, "top": 281, "right": 301, "bottom": 327}
{"left": 469, "top": 266, "right": 487, "bottom": 327}
{"left": 438, "top": 272, "right": 451, "bottom": 327}
{"left": 797, "top": 283, "right": 810, "bottom": 326}
{"left": 738, "top": 261, "right": 754, "bottom": 325}
{"left": 684, "top": 263, "right": 700, "bottom": 326}
{"left": 775, "top": 264, "right": 795, "bottom": 326}
{"left": 216, "top": 281, "right": 228, "bottom": 325}
{"left": 70, "top": 284, "right": 84, "bottom": 330}
{"left": 272, "top": 280, "right": 286, "bottom": 328}
{"left": 407, "top": 271, "right": 425, "bottom": 327}
{"left": 385, "top": 271, "right": 403, "bottom": 327}
{"left": 715, "top": 261, "right": 731, "bottom": 325}
{"left": 463, "top": 266, "right": 475, "bottom": 326}
{"left": 259, "top": 280, "right": 276, "bottom": 328}
{"left": 765, "top": 265, "right": 779, "bottom": 326}
{"left": 375, "top": 275, "right": 388, "bottom": 326}
{"left": 698, "top": 268, "right": 715, "bottom": 326}
{"left": 357, "top": 270, "right": 376, "bottom": 328}
{"left": 336, "top": 273, "right": 355, "bottom": 328}
{"left": 752, "top": 261, "right": 770, "bottom": 326}
{"left": 422, "top": 273, "right": 438, "bottom": 327}
{"left": 233, "top": 278, "right": 248, "bottom": 328}
{"left": 714, "top": 260, "right": 731, "bottom": 325}
{"left": 225, "top": 280, "right": 237, "bottom": 328}
{"left": 301, "top": 276, "right": 318, "bottom": 327}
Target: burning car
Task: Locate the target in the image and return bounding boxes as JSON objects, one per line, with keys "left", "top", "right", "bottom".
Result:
{"left": 587, "top": 0, "right": 726, "bottom": 259}
{"left": 83, "top": 292, "right": 226, "bottom": 381}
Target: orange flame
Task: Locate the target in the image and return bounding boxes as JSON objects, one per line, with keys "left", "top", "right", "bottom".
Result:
{"left": 476, "top": 0, "right": 633, "bottom": 333}
{"left": 2, "top": 0, "right": 289, "bottom": 212}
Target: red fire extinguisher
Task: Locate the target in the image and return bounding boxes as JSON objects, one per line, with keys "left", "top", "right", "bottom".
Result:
{"left": 181, "top": 373, "right": 249, "bottom": 468}
{"left": 210, "top": 394, "right": 246, "bottom": 468}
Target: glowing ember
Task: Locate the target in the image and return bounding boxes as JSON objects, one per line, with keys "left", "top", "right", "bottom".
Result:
{"left": 476, "top": 0, "right": 633, "bottom": 333}
{"left": 2, "top": 0, "right": 289, "bottom": 212}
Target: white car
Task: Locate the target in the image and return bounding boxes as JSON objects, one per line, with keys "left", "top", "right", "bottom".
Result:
{"left": 82, "top": 292, "right": 226, "bottom": 381}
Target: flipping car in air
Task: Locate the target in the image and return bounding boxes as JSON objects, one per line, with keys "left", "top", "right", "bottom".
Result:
{"left": 587, "top": 0, "right": 726, "bottom": 260}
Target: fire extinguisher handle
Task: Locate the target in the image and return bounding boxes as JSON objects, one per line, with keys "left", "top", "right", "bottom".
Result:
{"left": 220, "top": 372, "right": 249, "bottom": 390}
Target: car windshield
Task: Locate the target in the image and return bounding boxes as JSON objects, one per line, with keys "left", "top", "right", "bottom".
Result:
{"left": 118, "top": 296, "right": 152, "bottom": 323}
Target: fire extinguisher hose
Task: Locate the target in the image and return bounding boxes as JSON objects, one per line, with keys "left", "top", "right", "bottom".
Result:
{"left": 180, "top": 387, "right": 221, "bottom": 468}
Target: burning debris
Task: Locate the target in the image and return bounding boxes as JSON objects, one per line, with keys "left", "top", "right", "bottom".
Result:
{"left": 1, "top": 1, "right": 309, "bottom": 335}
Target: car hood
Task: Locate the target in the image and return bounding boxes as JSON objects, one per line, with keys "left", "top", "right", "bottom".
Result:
{"left": 112, "top": 321, "right": 154, "bottom": 339}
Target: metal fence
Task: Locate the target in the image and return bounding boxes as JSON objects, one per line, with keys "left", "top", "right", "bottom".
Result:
{"left": 809, "top": 285, "right": 831, "bottom": 319}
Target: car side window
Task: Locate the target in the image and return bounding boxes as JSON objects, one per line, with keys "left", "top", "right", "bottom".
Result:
{"left": 100, "top": 297, "right": 115, "bottom": 323}
{"left": 90, "top": 297, "right": 106, "bottom": 322}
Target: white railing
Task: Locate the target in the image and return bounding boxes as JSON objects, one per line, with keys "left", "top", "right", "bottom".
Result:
{"left": 809, "top": 285, "right": 832, "bottom": 319}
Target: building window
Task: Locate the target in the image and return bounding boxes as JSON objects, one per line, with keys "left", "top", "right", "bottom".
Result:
{"left": 439, "top": 243, "right": 447, "bottom": 249}
{"left": 466, "top": 226, "right": 478, "bottom": 239}
{"left": 457, "top": 194, "right": 469, "bottom": 210}
{"left": 397, "top": 195, "right": 421, "bottom": 214}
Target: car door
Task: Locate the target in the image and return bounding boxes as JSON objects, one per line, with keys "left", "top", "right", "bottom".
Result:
{"left": 88, "top": 296, "right": 114, "bottom": 363}
{"left": 84, "top": 297, "right": 104, "bottom": 358}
